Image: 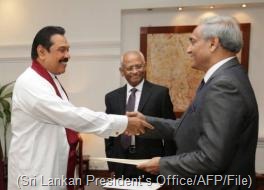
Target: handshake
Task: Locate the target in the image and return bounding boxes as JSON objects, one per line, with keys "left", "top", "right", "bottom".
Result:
{"left": 124, "top": 112, "right": 153, "bottom": 136}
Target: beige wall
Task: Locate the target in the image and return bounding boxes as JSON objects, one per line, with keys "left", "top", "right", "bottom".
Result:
{"left": 0, "top": 0, "right": 263, "bottom": 171}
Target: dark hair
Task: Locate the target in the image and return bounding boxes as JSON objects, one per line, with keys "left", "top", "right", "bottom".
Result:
{"left": 31, "top": 26, "right": 65, "bottom": 60}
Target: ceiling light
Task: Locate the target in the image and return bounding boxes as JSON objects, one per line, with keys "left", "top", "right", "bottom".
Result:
{"left": 241, "top": 4, "right": 247, "bottom": 8}
{"left": 178, "top": 7, "right": 183, "bottom": 11}
{"left": 209, "top": 5, "right": 215, "bottom": 9}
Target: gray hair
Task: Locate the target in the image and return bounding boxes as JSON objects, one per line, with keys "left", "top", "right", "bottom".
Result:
{"left": 199, "top": 15, "right": 243, "bottom": 53}
{"left": 120, "top": 50, "right": 146, "bottom": 66}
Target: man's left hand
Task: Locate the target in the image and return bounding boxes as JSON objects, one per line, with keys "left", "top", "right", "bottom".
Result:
{"left": 137, "top": 157, "right": 161, "bottom": 175}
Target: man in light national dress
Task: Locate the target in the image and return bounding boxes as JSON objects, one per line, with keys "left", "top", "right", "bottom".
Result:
{"left": 8, "top": 26, "right": 153, "bottom": 190}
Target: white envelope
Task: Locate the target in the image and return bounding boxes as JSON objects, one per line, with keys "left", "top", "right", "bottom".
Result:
{"left": 102, "top": 179, "right": 162, "bottom": 190}
{"left": 89, "top": 157, "right": 150, "bottom": 166}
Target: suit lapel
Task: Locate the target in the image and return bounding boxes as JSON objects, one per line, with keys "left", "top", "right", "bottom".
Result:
{"left": 138, "top": 81, "right": 152, "bottom": 112}
{"left": 207, "top": 57, "right": 240, "bottom": 84}
{"left": 177, "top": 58, "right": 240, "bottom": 131}
{"left": 119, "top": 85, "right": 127, "bottom": 114}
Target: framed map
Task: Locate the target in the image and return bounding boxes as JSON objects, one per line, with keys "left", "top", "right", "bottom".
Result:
{"left": 140, "top": 24, "right": 250, "bottom": 117}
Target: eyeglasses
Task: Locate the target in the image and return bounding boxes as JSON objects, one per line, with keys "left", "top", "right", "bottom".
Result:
{"left": 123, "top": 64, "right": 145, "bottom": 72}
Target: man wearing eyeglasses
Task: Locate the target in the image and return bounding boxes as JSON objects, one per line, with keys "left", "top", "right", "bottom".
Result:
{"left": 104, "top": 50, "right": 176, "bottom": 182}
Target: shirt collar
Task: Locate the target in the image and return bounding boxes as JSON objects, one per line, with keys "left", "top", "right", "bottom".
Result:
{"left": 48, "top": 71, "right": 57, "bottom": 80}
{"left": 127, "top": 79, "right": 144, "bottom": 93}
{"left": 204, "top": 56, "right": 235, "bottom": 83}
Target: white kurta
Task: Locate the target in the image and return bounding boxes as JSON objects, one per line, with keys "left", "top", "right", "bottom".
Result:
{"left": 8, "top": 67, "right": 127, "bottom": 190}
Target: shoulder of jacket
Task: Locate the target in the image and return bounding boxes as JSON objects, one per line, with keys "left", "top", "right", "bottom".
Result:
{"left": 105, "top": 86, "right": 125, "bottom": 97}
{"left": 144, "top": 80, "right": 168, "bottom": 91}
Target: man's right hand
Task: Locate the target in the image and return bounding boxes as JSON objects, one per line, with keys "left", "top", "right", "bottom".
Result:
{"left": 125, "top": 116, "right": 153, "bottom": 136}
{"left": 126, "top": 111, "right": 146, "bottom": 121}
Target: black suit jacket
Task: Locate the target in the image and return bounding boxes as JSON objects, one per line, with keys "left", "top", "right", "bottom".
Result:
{"left": 105, "top": 80, "right": 175, "bottom": 180}
{"left": 146, "top": 58, "right": 259, "bottom": 189}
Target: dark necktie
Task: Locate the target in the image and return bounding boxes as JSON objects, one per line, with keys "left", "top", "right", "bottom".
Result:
{"left": 121, "top": 88, "right": 137, "bottom": 149}
{"left": 189, "top": 79, "right": 205, "bottom": 113}
{"left": 126, "top": 88, "right": 137, "bottom": 112}
{"left": 197, "top": 79, "right": 205, "bottom": 93}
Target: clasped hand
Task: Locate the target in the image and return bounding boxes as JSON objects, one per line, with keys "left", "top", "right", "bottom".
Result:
{"left": 124, "top": 111, "right": 153, "bottom": 136}
{"left": 125, "top": 112, "right": 160, "bottom": 175}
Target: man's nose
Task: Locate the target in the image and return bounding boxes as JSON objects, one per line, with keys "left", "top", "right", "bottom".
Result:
{"left": 131, "top": 67, "right": 140, "bottom": 73}
{"left": 65, "top": 51, "right": 71, "bottom": 59}
{"left": 186, "top": 45, "right": 192, "bottom": 54}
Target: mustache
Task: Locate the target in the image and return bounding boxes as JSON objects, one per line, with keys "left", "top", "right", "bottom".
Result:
{"left": 59, "top": 57, "right": 69, "bottom": 63}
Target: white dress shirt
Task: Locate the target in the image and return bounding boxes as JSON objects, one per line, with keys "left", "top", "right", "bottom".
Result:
{"left": 203, "top": 56, "right": 235, "bottom": 83}
{"left": 126, "top": 79, "right": 144, "bottom": 111}
{"left": 126, "top": 79, "right": 144, "bottom": 146}
{"left": 8, "top": 67, "right": 127, "bottom": 190}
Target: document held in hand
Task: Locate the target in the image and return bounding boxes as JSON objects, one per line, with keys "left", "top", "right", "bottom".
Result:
{"left": 89, "top": 157, "right": 150, "bottom": 165}
{"left": 89, "top": 157, "right": 162, "bottom": 190}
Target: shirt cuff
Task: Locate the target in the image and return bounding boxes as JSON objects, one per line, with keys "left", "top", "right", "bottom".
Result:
{"left": 109, "top": 114, "right": 128, "bottom": 136}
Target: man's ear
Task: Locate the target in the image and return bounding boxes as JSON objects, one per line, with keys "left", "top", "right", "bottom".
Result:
{"left": 37, "top": 45, "right": 46, "bottom": 59}
{"left": 209, "top": 37, "right": 220, "bottom": 52}
{"left": 119, "top": 67, "right": 125, "bottom": 77}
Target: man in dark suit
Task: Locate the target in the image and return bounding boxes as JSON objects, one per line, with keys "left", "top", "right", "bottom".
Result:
{"left": 105, "top": 50, "right": 176, "bottom": 181}
{"left": 133, "top": 15, "right": 259, "bottom": 190}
